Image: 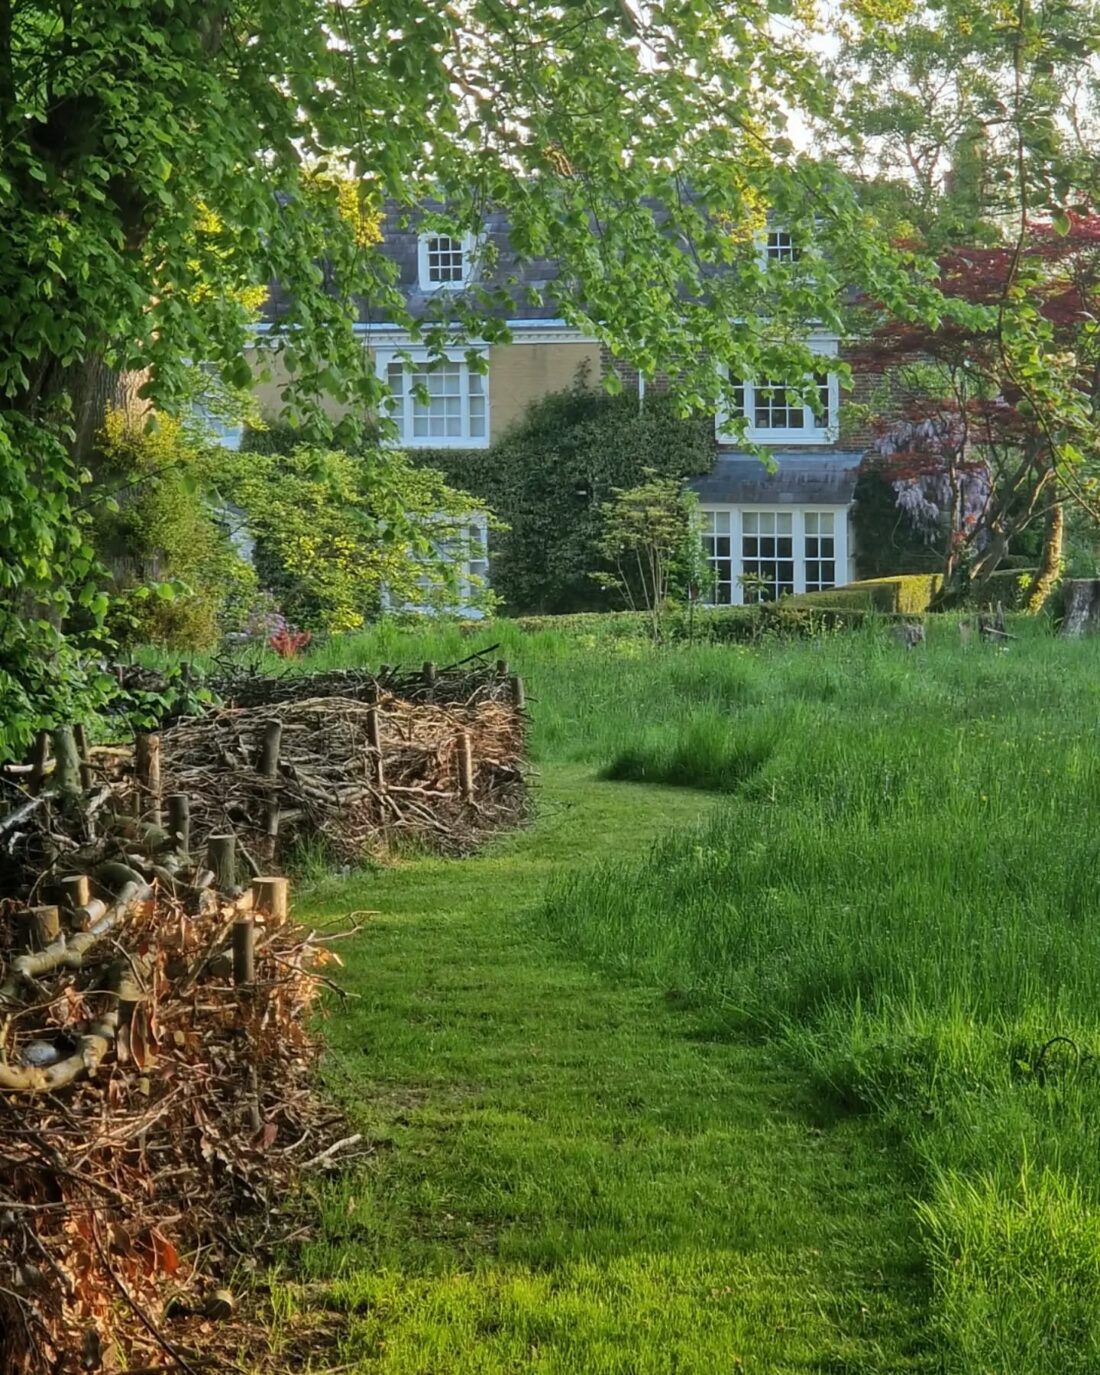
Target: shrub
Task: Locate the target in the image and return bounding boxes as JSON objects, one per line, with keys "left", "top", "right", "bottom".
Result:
{"left": 92, "top": 411, "right": 257, "bottom": 651}
{"left": 510, "top": 603, "right": 891, "bottom": 643}
{"left": 229, "top": 432, "right": 493, "bottom": 632}
{"left": 785, "top": 574, "right": 943, "bottom": 615}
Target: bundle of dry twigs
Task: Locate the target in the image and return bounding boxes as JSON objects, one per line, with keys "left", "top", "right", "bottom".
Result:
{"left": 0, "top": 865, "right": 360, "bottom": 1374}
{"left": 158, "top": 691, "right": 527, "bottom": 868}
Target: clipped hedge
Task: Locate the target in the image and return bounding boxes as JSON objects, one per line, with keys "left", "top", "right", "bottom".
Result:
{"left": 970, "top": 566, "right": 1036, "bottom": 609}
{"left": 786, "top": 574, "right": 944, "bottom": 615}
{"left": 785, "top": 567, "right": 1036, "bottom": 615}
{"left": 511, "top": 602, "right": 911, "bottom": 644}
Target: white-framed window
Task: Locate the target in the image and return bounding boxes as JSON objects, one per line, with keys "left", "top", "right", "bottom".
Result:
{"left": 765, "top": 228, "right": 799, "bottom": 263}
{"left": 381, "top": 352, "right": 489, "bottom": 448}
{"left": 417, "top": 232, "right": 476, "bottom": 291}
{"left": 741, "top": 510, "right": 796, "bottom": 601}
{"left": 716, "top": 340, "right": 839, "bottom": 445}
{"left": 391, "top": 512, "right": 492, "bottom": 619}
{"left": 804, "top": 511, "right": 837, "bottom": 591}
{"left": 698, "top": 506, "right": 848, "bottom": 605}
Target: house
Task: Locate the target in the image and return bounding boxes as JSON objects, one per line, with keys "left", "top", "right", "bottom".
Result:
{"left": 240, "top": 211, "right": 881, "bottom": 608}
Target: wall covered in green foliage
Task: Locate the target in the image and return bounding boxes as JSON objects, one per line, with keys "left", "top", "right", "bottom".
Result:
{"left": 411, "top": 382, "right": 715, "bottom": 615}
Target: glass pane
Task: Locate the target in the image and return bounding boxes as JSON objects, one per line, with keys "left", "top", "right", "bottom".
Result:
{"left": 777, "top": 513, "right": 793, "bottom": 534}
{"left": 804, "top": 512, "right": 818, "bottom": 535}
{"left": 743, "top": 512, "right": 758, "bottom": 534}
{"left": 427, "top": 235, "right": 465, "bottom": 284}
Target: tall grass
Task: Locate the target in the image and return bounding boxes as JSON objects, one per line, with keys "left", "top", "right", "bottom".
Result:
{"left": 179, "top": 611, "right": 1100, "bottom": 1365}
{"left": 526, "top": 621, "right": 1100, "bottom": 1372}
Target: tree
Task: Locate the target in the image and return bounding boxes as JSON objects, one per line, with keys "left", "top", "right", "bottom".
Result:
{"left": 594, "top": 473, "right": 699, "bottom": 640}
{"left": 2, "top": 0, "right": 959, "bottom": 755}
{"left": 218, "top": 439, "right": 492, "bottom": 632}
{"left": 856, "top": 221, "right": 1100, "bottom": 607}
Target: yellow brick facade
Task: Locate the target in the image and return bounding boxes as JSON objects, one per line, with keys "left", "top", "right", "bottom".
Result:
{"left": 486, "top": 342, "right": 599, "bottom": 439}
{"left": 246, "top": 336, "right": 599, "bottom": 443}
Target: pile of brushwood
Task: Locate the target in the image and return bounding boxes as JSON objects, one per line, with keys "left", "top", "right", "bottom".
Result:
{"left": 0, "top": 652, "right": 529, "bottom": 1370}
{"left": 162, "top": 653, "right": 528, "bottom": 868}
{"left": 0, "top": 764, "right": 360, "bottom": 1373}
{"left": 2, "top": 654, "right": 528, "bottom": 895}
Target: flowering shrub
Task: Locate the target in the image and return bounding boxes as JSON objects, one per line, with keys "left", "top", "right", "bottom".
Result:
{"left": 269, "top": 624, "right": 312, "bottom": 659}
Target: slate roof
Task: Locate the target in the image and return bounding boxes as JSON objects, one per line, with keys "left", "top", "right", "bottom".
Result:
{"left": 689, "top": 451, "right": 862, "bottom": 505}
{"left": 262, "top": 205, "right": 568, "bottom": 324}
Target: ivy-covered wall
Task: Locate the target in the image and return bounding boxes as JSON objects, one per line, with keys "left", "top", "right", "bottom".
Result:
{"left": 411, "top": 382, "right": 715, "bottom": 615}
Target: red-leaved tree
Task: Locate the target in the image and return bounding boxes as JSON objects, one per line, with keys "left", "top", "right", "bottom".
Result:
{"left": 857, "top": 216, "right": 1100, "bottom": 609}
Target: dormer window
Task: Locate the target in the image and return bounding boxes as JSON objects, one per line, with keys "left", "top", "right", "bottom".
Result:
{"left": 418, "top": 232, "right": 475, "bottom": 291}
{"left": 765, "top": 228, "right": 799, "bottom": 263}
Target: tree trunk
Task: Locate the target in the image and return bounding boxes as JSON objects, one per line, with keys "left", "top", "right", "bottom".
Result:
{"left": 1061, "top": 579, "right": 1100, "bottom": 636}
{"left": 1024, "top": 500, "right": 1064, "bottom": 614}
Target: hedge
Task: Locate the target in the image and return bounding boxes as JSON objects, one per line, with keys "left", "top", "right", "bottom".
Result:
{"left": 510, "top": 602, "right": 912, "bottom": 644}
{"left": 785, "top": 568, "right": 1037, "bottom": 615}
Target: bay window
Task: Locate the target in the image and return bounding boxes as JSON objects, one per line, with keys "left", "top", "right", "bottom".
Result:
{"left": 699, "top": 507, "right": 846, "bottom": 605}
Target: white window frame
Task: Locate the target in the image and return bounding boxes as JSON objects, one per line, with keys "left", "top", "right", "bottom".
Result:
{"left": 378, "top": 348, "right": 489, "bottom": 449}
{"left": 385, "top": 511, "right": 491, "bottom": 619}
{"left": 764, "top": 227, "right": 799, "bottom": 263}
{"left": 417, "top": 232, "right": 477, "bottom": 292}
{"left": 697, "top": 505, "right": 849, "bottom": 606}
{"left": 716, "top": 338, "right": 839, "bottom": 445}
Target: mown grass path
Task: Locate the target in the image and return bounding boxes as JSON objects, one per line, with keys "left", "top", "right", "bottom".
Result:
{"left": 298, "top": 766, "right": 933, "bottom": 1373}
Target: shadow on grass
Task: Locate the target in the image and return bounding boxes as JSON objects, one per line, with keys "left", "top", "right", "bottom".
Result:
{"left": 600, "top": 717, "right": 776, "bottom": 793}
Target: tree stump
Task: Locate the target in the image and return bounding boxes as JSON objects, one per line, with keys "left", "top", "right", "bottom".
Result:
{"left": 1061, "top": 579, "right": 1100, "bottom": 636}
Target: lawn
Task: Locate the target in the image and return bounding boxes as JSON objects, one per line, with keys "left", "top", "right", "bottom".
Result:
{"left": 282, "top": 613, "right": 1100, "bottom": 1372}
{"left": 296, "top": 766, "right": 932, "bottom": 1373}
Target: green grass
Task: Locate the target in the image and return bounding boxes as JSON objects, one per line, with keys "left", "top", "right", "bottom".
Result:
{"left": 531, "top": 624, "right": 1100, "bottom": 1373}
{"left": 296, "top": 766, "right": 934, "bottom": 1372}
{"left": 268, "top": 609, "right": 1100, "bottom": 1371}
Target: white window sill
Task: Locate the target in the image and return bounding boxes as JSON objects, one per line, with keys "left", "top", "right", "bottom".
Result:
{"left": 388, "top": 434, "right": 490, "bottom": 450}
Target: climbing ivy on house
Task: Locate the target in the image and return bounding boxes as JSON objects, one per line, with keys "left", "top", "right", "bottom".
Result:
{"left": 414, "top": 383, "right": 714, "bottom": 615}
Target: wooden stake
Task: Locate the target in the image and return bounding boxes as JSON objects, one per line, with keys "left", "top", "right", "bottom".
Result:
{"left": 264, "top": 800, "right": 280, "bottom": 865}
{"left": 207, "top": 834, "right": 237, "bottom": 892}
{"left": 367, "top": 707, "right": 385, "bottom": 790}
{"left": 457, "top": 731, "right": 475, "bottom": 801}
{"left": 232, "top": 917, "right": 255, "bottom": 986}
{"left": 23, "top": 907, "right": 60, "bottom": 951}
{"left": 166, "top": 793, "right": 191, "bottom": 858}
{"left": 60, "top": 875, "right": 91, "bottom": 910}
{"left": 252, "top": 876, "right": 289, "bottom": 926}
{"left": 52, "top": 727, "right": 82, "bottom": 795}
{"left": 73, "top": 724, "right": 93, "bottom": 790}
{"left": 134, "top": 732, "right": 162, "bottom": 826}
{"left": 509, "top": 675, "right": 526, "bottom": 710}
{"left": 28, "top": 730, "right": 50, "bottom": 796}
{"left": 422, "top": 660, "right": 437, "bottom": 700}
{"left": 258, "top": 721, "right": 282, "bottom": 779}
